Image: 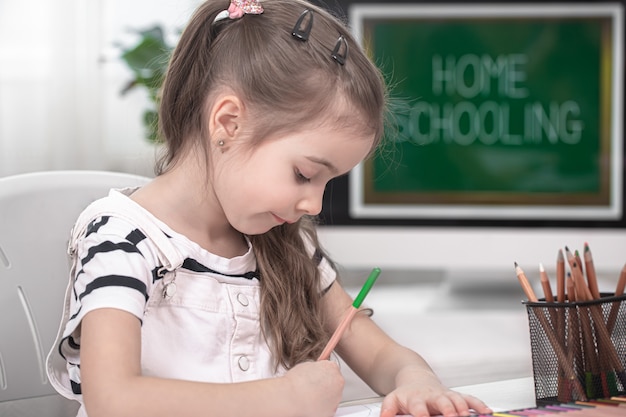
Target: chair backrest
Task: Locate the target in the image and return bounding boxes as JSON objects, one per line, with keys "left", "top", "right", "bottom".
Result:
{"left": 0, "top": 170, "right": 150, "bottom": 402}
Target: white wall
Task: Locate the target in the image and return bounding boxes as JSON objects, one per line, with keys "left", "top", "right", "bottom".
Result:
{"left": 0, "top": 0, "right": 200, "bottom": 178}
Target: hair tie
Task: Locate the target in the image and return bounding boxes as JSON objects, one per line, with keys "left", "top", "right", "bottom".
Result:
{"left": 215, "top": 0, "right": 264, "bottom": 22}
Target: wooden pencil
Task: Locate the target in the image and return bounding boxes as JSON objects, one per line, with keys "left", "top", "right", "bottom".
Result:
{"left": 616, "top": 263, "right": 626, "bottom": 296}
{"left": 565, "top": 246, "right": 584, "bottom": 277}
{"left": 574, "top": 279, "right": 626, "bottom": 391}
{"left": 555, "top": 252, "right": 568, "bottom": 401}
{"left": 318, "top": 268, "right": 381, "bottom": 361}
{"left": 567, "top": 273, "right": 585, "bottom": 391}
{"left": 566, "top": 272, "right": 576, "bottom": 302}
{"left": 515, "top": 262, "right": 538, "bottom": 302}
{"left": 570, "top": 260, "right": 625, "bottom": 391}
{"left": 540, "top": 263, "right": 555, "bottom": 303}
{"left": 571, "top": 261, "right": 593, "bottom": 302}
{"left": 607, "top": 263, "right": 626, "bottom": 335}
{"left": 583, "top": 243, "right": 601, "bottom": 300}
{"left": 516, "top": 263, "right": 587, "bottom": 401}
{"left": 575, "top": 249, "right": 584, "bottom": 276}
{"left": 557, "top": 249, "right": 566, "bottom": 303}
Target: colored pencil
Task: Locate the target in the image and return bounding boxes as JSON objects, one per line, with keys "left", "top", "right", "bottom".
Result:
{"left": 515, "top": 262, "right": 586, "bottom": 401}
{"left": 568, "top": 259, "right": 626, "bottom": 392}
{"left": 557, "top": 249, "right": 566, "bottom": 303}
{"left": 515, "top": 262, "right": 538, "bottom": 302}
{"left": 575, "top": 249, "right": 584, "bottom": 276}
{"left": 566, "top": 273, "right": 585, "bottom": 398}
{"left": 539, "top": 263, "right": 554, "bottom": 303}
{"left": 616, "top": 263, "right": 626, "bottom": 297}
{"left": 571, "top": 261, "right": 593, "bottom": 302}
{"left": 584, "top": 243, "right": 601, "bottom": 299}
{"left": 317, "top": 267, "right": 381, "bottom": 361}
{"left": 607, "top": 263, "right": 626, "bottom": 335}
{"left": 554, "top": 251, "right": 568, "bottom": 402}
{"left": 565, "top": 246, "right": 584, "bottom": 277}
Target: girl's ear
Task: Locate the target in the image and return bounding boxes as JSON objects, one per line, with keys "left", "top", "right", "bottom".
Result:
{"left": 208, "top": 94, "right": 244, "bottom": 145}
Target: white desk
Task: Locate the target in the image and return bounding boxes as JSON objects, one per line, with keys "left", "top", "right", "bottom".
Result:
{"left": 339, "top": 377, "right": 537, "bottom": 416}
{"left": 453, "top": 377, "right": 536, "bottom": 412}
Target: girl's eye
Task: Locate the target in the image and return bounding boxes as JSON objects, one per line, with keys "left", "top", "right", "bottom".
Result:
{"left": 295, "top": 168, "right": 311, "bottom": 183}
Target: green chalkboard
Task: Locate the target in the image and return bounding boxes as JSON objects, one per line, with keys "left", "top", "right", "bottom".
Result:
{"left": 355, "top": 5, "right": 619, "bottom": 213}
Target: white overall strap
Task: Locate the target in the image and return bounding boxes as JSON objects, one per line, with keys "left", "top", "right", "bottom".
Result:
{"left": 47, "top": 188, "right": 184, "bottom": 400}
{"left": 68, "top": 189, "right": 184, "bottom": 271}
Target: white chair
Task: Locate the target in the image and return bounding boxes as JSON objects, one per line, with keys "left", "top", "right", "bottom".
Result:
{"left": 0, "top": 170, "right": 150, "bottom": 415}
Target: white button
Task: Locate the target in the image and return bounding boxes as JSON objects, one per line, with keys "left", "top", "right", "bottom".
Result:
{"left": 237, "top": 293, "right": 249, "bottom": 306}
{"left": 238, "top": 355, "right": 250, "bottom": 371}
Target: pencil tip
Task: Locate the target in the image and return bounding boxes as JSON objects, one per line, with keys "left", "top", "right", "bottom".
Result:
{"left": 514, "top": 261, "right": 518, "bottom": 267}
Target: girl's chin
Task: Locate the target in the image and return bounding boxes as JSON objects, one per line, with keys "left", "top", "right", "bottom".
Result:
{"left": 237, "top": 223, "right": 280, "bottom": 236}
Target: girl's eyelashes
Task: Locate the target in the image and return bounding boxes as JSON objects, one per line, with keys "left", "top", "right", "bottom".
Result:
{"left": 295, "top": 168, "right": 311, "bottom": 183}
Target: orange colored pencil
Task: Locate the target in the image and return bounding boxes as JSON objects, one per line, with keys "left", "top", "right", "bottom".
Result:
{"left": 607, "top": 263, "right": 626, "bottom": 335}
{"left": 564, "top": 246, "right": 583, "bottom": 276}
{"left": 516, "top": 263, "right": 587, "bottom": 401}
{"left": 515, "top": 262, "right": 538, "bottom": 302}
{"left": 556, "top": 249, "right": 566, "bottom": 303}
{"left": 583, "top": 242, "right": 601, "bottom": 299}
{"left": 571, "top": 261, "right": 593, "bottom": 302}
{"left": 539, "top": 263, "right": 554, "bottom": 303}
{"left": 616, "top": 263, "right": 626, "bottom": 296}
{"left": 318, "top": 268, "right": 381, "bottom": 361}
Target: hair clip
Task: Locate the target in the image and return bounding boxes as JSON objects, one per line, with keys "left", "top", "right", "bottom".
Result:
{"left": 331, "top": 35, "right": 348, "bottom": 65}
{"left": 292, "top": 9, "right": 314, "bottom": 41}
{"left": 214, "top": 0, "right": 264, "bottom": 22}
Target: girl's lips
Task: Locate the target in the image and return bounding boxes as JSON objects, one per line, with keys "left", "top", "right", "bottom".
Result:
{"left": 272, "top": 213, "right": 287, "bottom": 224}
{"left": 273, "top": 213, "right": 296, "bottom": 224}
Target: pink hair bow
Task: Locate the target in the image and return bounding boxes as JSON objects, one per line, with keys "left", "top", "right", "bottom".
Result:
{"left": 220, "top": 0, "right": 264, "bottom": 20}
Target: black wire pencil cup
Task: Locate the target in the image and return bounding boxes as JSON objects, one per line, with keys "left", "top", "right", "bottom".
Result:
{"left": 516, "top": 243, "right": 626, "bottom": 405}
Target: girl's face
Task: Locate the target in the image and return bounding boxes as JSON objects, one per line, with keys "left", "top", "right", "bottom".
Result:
{"left": 212, "top": 124, "right": 374, "bottom": 235}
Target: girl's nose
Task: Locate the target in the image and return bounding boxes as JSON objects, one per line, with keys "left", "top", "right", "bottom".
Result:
{"left": 296, "top": 186, "right": 325, "bottom": 216}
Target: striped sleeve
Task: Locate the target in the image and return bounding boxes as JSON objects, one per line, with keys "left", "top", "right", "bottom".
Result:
{"left": 55, "top": 214, "right": 163, "bottom": 396}
{"left": 64, "top": 215, "right": 158, "bottom": 336}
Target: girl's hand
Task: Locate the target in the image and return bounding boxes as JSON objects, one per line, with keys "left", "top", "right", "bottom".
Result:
{"left": 379, "top": 382, "right": 492, "bottom": 417}
{"left": 283, "top": 360, "right": 345, "bottom": 417}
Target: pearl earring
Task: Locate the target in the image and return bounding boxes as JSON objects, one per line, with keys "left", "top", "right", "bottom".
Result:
{"left": 217, "top": 140, "right": 225, "bottom": 147}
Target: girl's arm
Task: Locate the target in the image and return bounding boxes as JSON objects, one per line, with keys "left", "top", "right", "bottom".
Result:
{"left": 80, "top": 308, "right": 344, "bottom": 417}
{"left": 322, "top": 283, "right": 492, "bottom": 417}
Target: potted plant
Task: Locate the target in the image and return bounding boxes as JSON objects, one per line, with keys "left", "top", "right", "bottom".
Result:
{"left": 118, "top": 25, "right": 174, "bottom": 142}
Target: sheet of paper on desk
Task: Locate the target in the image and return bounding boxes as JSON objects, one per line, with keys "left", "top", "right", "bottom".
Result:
{"left": 335, "top": 402, "right": 382, "bottom": 417}
{"left": 335, "top": 400, "right": 504, "bottom": 417}
{"left": 335, "top": 403, "right": 484, "bottom": 417}
{"left": 335, "top": 378, "right": 537, "bottom": 417}
{"left": 335, "top": 403, "right": 450, "bottom": 417}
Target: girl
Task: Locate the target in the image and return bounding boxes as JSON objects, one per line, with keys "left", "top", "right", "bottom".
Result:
{"left": 47, "top": 1, "right": 492, "bottom": 417}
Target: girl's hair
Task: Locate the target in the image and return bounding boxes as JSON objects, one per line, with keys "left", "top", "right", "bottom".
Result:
{"left": 156, "top": 0, "right": 387, "bottom": 369}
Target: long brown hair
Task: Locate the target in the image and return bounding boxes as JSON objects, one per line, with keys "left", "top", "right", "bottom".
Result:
{"left": 156, "top": 0, "right": 387, "bottom": 369}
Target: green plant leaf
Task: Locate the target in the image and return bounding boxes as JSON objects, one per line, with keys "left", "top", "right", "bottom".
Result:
{"left": 143, "top": 109, "right": 160, "bottom": 142}
{"left": 121, "top": 37, "right": 170, "bottom": 77}
{"left": 118, "top": 24, "right": 174, "bottom": 142}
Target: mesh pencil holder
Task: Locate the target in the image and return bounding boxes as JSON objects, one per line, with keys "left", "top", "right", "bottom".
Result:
{"left": 523, "top": 293, "right": 626, "bottom": 405}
